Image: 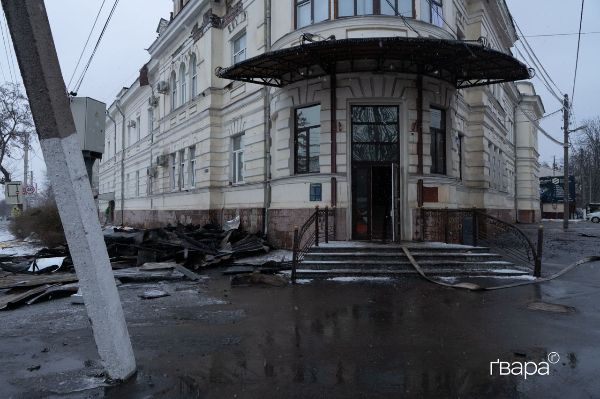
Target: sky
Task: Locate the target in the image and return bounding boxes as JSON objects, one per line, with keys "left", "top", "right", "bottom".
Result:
{"left": 0, "top": 0, "right": 597, "bottom": 191}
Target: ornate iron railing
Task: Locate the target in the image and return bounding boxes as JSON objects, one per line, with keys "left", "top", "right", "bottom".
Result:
{"left": 291, "top": 206, "right": 336, "bottom": 283}
{"left": 420, "top": 208, "right": 543, "bottom": 276}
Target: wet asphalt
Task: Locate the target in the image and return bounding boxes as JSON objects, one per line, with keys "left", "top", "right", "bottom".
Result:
{"left": 1, "top": 221, "right": 600, "bottom": 398}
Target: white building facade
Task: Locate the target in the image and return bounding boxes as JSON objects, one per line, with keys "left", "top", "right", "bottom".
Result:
{"left": 99, "top": 0, "right": 543, "bottom": 248}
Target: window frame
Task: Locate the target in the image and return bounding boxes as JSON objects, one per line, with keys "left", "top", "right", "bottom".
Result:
{"left": 190, "top": 53, "right": 197, "bottom": 98}
{"left": 188, "top": 145, "right": 196, "bottom": 188}
{"left": 170, "top": 71, "right": 177, "bottom": 111}
{"left": 232, "top": 134, "right": 245, "bottom": 184}
{"left": 179, "top": 63, "right": 187, "bottom": 105}
{"left": 232, "top": 31, "right": 247, "bottom": 64}
{"left": 294, "top": 104, "right": 321, "bottom": 175}
{"left": 429, "top": 107, "right": 447, "bottom": 175}
{"left": 335, "top": 0, "right": 415, "bottom": 18}
{"left": 294, "top": 0, "right": 331, "bottom": 29}
{"left": 170, "top": 153, "right": 177, "bottom": 190}
{"left": 178, "top": 149, "right": 185, "bottom": 190}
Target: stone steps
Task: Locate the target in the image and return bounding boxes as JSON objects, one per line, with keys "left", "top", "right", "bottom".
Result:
{"left": 294, "top": 241, "right": 531, "bottom": 279}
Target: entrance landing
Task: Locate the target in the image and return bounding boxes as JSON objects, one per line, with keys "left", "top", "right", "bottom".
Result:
{"left": 296, "top": 241, "right": 531, "bottom": 279}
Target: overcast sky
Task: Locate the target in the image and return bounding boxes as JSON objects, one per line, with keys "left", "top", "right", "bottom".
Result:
{"left": 0, "top": 0, "right": 597, "bottom": 190}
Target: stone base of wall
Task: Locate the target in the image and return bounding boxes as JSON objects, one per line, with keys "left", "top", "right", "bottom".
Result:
{"left": 267, "top": 208, "right": 347, "bottom": 249}
{"left": 123, "top": 208, "right": 264, "bottom": 234}
{"left": 121, "top": 207, "right": 347, "bottom": 250}
{"left": 518, "top": 210, "right": 540, "bottom": 224}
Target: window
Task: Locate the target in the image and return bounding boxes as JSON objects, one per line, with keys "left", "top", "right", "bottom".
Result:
{"left": 188, "top": 145, "right": 196, "bottom": 187}
{"left": 148, "top": 108, "right": 154, "bottom": 134}
{"left": 296, "top": 0, "right": 329, "bottom": 28}
{"left": 381, "top": 0, "right": 413, "bottom": 16}
{"left": 170, "top": 153, "right": 177, "bottom": 190}
{"left": 295, "top": 104, "right": 321, "bottom": 174}
{"left": 351, "top": 105, "right": 399, "bottom": 162}
{"left": 232, "top": 135, "right": 244, "bottom": 184}
{"left": 147, "top": 166, "right": 153, "bottom": 195}
{"left": 233, "top": 32, "right": 246, "bottom": 64}
{"left": 127, "top": 124, "right": 133, "bottom": 147}
{"left": 309, "top": 183, "right": 322, "bottom": 201}
{"left": 179, "top": 63, "right": 187, "bottom": 105}
{"left": 336, "top": 0, "right": 413, "bottom": 17}
{"left": 421, "top": 0, "right": 443, "bottom": 27}
{"left": 458, "top": 134, "right": 463, "bottom": 180}
{"left": 135, "top": 170, "right": 140, "bottom": 197}
{"left": 170, "top": 71, "right": 177, "bottom": 111}
{"left": 179, "top": 149, "right": 185, "bottom": 190}
{"left": 136, "top": 116, "right": 141, "bottom": 141}
{"left": 190, "top": 53, "right": 197, "bottom": 98}
{"left": 430, "top": 107, "right": 446, "bottom": 175}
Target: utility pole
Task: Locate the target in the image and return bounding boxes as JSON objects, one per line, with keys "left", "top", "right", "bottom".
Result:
{"left": 22, "top": 134, "right": 28, "bottom": 210}
{"left": 3, "top": 0, "right": 136, "bottom": 380}
{"left": 563, "top": 94, "right": 570, "bottom": 230}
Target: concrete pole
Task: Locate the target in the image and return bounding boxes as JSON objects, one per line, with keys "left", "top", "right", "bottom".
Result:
{"left": 22, "top": 133, "right": 28, "bottom": 210}
{"left": 2, "top": 0, "right": 136, "bottom": 380}
{"left": 563, "top": 94, "right": 569, "bottom": 230}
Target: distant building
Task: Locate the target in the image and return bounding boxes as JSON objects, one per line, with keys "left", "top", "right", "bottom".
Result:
{"left": 99, "top": 0, "right": 543, "bottom": 247}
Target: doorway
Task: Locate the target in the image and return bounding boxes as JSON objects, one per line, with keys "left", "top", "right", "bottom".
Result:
{"left": 350, "top": 105, "right": 400, "bottom": 241}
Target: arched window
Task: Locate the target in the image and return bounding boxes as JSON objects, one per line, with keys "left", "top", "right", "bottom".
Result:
{"left": 179, "top": 63, "right": 187, "bottom": 105}
{"left": 170, "top": 71, "right": 177, "bottom": 111}
{"left": 189, "top": 53, "right": 197, "bottom": 98}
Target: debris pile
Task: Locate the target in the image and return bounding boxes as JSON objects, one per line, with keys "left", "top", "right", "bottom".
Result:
{"left": 0, "top": 222, "right": 276, "bottom": 310}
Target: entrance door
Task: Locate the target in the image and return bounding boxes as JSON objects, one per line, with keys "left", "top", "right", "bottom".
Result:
{"left": 350, "top": 105, "right": 400, "bottom": 241}
{"left": 352, "top": 165, "right": 393, "bottom": 240}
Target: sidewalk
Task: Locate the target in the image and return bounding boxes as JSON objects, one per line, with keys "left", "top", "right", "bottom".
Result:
{"left": 1, "top": 221, "right": 600, "bottom": 397}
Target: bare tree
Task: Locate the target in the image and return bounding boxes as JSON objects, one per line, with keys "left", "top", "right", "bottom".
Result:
{"left": 570, "top": 117, "right": 600, "bottom": 207}
{"left": 0, "top": 83, "right": 33, "bottom": 184}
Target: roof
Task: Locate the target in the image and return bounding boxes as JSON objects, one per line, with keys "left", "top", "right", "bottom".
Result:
{"left": 216, "top": 37, "right": 532, "bottom": 89}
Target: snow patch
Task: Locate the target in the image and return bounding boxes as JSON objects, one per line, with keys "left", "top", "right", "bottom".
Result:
{"left": 326, "top": 276, "right": 393, "bottom": 283}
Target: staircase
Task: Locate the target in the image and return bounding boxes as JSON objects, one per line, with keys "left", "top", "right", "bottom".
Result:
{"left": 294, "top": 241, "right": 531, "bottom": 279}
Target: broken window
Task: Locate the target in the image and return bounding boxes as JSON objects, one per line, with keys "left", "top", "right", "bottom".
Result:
{"left": 233, "top": 32, "right": 246, "bottom": 64}
{"left": 295, "top": 104, "right": 321, "bottom": 174}
{"left": 232, "top": 135, "right": 244, "bottom": 184}
{"left": 296, "top": 0, "right": 329, "bottom": 28}
{"left": 430, "top": 107, "right": 447, "bottom": 175}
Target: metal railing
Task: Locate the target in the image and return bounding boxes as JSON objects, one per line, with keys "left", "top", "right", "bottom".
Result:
{"left": 291, "top": 206, "right": 336, "bottom": 283}
{"left": 420, "top": 208, "right": 543, "bottom": 277}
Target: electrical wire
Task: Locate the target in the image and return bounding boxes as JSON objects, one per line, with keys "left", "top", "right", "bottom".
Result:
{"left": 67, "top": 0, "right": 107, "bottom": 91}
{"left": 422, "top": 0, "right": 458, "bottom": 37}
{"left": 518, "top": 104, "right": 563, "bottom": 146}
{"left": 536, "top": 107, "right": 563, "bottom": 121}
{"left": 0, "top": 11, "right": 15, "bottom": 84}
{"left": 523, "top": 31, "right": 600, "bottom": 38}
{"left": 1, "top": 11, "right": 18, "bottom": 84}
{"left": 513, "top": 17, "right": 564, "bottom": 99}
{"left": 383, "top": 0, "right": 421, "bottom": 37}
{"left": 571, "top": 0, "right": 585, "bottom": 106}
{"left": 72, "top": 0, "right": 120, "bottom": 94}
{"left": 513, "top": 43, "right": 564, "bottom": 105}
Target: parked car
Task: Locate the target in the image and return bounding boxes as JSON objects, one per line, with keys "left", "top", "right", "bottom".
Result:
{"left": 587, "top": 211, "right": 600, "bottom": 223}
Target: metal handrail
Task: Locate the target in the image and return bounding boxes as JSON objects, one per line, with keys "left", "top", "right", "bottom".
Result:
{"left": 291, "top": 206, "right": 336, "bottom": 283}
{"left": 421, "top": 208, "right": 543, "bottom": 276}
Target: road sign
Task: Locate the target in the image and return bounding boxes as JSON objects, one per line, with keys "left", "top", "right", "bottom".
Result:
{"left": 23, "top": 184, "right": 36, "bottom": 196}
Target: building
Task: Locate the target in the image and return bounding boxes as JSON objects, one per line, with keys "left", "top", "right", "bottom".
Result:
{"left": 99, "top": 0, "right": 544, "bottom": 248}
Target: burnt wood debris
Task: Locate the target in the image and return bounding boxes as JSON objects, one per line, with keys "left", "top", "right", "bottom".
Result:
{"left": 0, "top": 221, "right": 276, "bottom": 310}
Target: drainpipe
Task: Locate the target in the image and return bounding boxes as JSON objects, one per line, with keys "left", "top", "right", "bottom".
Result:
{"left": 262, "top": 0, "right": 272, "bottom": 236}
{"left": 330, "top": 68, "right": 337, "bottom": 207}
{"left": 115, "top": 101, "right": 126, "bottom": 227}
{"left": 514, "top": 96, "right": 522, "bottom": 223}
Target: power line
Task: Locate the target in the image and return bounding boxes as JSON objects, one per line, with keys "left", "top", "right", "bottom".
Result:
{"left": 513, "top": 43, "right": 564, "bottom": 105}
{"left": 382, "top": 0, "right": 421, "bottom": 37}
{"left": 423, "top": 0, "right": 458, "bottom": 37}
{"left": 72, "top": 0, "right": 120, "bottom": 94}
{"left": 518, "top": 104, "right": 563, "bottom": 146}
{"left": 1, "top": 11, "right": 18, "bottom": 83}
{"left": 571, "top": 0, "right": 585, "bottom": 106}
{"left": 513, "top": 17, "right": 564, "bottom": 99}
{"left": 0, "top": 11, "right": 15, "bottom": 84}
{"left": 524, "top": 30, "right": 600, "bottom": 38}
{"left": 67, "top": 0, "right": 107, "bottom": 91}
{"left": 537, "top": 108, "right": 563, "bottom": 121}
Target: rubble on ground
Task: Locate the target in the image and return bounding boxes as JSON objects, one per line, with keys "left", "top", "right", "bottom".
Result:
{"left": 0, "top": 222, "right": 286, "bottom": 310}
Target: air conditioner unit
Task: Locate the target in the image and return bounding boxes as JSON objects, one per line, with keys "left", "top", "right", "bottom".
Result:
{"left": 156, "top": 154, "right": 168, "bottom": 167}
{"left": 127, "top": 120, "right": 136, "bottom": 128}
{"left": 147, "top": 166, "right": 158, "bottom": 178}
{"left": 157, "top": 80, "right": 169, "bottom": 94}
{"left": 148, "top": 95, "right": 159, "bottom": 107}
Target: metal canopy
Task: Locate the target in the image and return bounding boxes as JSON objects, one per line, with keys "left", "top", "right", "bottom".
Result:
{"left": 215, "top": 37, "right": 533, "bottom": 89}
